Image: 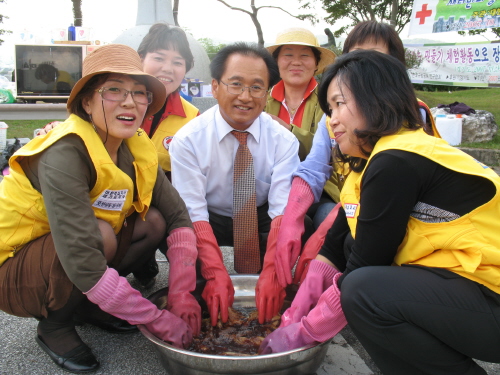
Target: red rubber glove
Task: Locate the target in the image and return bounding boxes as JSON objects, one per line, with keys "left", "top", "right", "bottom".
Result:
{"left": 35, "top": 121, "right": 62, "bottom": 136}
{"left": 193, "top": 221, "right": 235, "bottom": 327}
{"left": 293, "top": 203, "right": 340, "bottom": 285}
{"left": 259, "top": 273, "right": 347, "bottom": 354}
{"left": 85, "top": 267, "right": 192, "bottom": 348}
{"left": 256, "top": 216, "right": 286, "bottom": 324}
{"left": 280, "top": 259, "right": 339, "bottom": 328}
{"left": 165, "top": 227, "right": 201, "bottom": 336}
{"left": 275, "top": 177, "right": 314, "bottom": 287}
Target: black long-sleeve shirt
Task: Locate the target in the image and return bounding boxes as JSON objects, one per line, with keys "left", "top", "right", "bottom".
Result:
{"left": 319, "top": 149, "right": 496, "bottom": 286}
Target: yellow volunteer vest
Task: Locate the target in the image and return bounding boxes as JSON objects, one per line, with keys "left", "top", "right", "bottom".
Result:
{"left": 328, "top": 99, "right": 439, "bottom": 201}
{"left": 150, "top": 97, "right": 198, "bottom": 172}
{"left": 340, "top": 128, "right": 500, "bottom": 293}
{"left": 0, "top": 114, "right": 158, "bottom": 266}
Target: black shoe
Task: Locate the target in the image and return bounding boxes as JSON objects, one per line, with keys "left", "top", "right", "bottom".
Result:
{"left": 133, "top": 256, "right": 159, "bottom": 289}
{"left": 74, "top": 312, "right": 138, "bottom": 334}
{"left": 36, "top": 335, "right": 99, "bottom": 373}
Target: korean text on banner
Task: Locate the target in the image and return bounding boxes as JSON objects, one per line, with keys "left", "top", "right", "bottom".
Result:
{"left": 405, "top": 41, "right": 500, "bottom": 87}
{"left": 409, "top": 0, "right": 500, "bottom": 36}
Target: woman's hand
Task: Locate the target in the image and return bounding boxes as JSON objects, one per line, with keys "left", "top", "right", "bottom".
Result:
{"left": 269, "top": 114, "right": 291, "bottom": 131}
{"left": 35, "top": 121, "right": 62, "bottom": 136}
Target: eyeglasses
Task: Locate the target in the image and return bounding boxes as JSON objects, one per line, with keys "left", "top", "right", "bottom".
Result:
{"left": 96, "top": 87, "right": 153, "bottom": 105}
{"left": 219, "top": 81, "right": 268, "bottom": 98}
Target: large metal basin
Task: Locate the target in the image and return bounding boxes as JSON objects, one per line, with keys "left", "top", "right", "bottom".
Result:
{"left": 139, "top": 274, "right": 331, "bottom": 375}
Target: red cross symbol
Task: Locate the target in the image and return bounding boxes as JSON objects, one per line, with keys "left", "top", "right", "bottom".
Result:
{"left": 416, "top": 4, "right": 432, "bottom": 25}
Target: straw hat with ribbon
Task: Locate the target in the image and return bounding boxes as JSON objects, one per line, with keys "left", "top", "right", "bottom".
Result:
{"left": 266, "top": 27, "right": 336, "bottom": 74}
{"left": 67, "top": 44, "right": 166, "bottom": 118}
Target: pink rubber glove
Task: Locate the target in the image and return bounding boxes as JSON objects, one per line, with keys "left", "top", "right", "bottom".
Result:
{"left": 166, "top": 227, "right": 201, "bottom": 336}
{"left": 293, "top": 203, "right": 340, "bottom": 285}
{"left": 275, "top": 177, "right": 314, "bottom": 287}
{"left": 256, "top": 216, "right": 286, "bottom": 324}
{"left": 259, "top": 273, "right": 347, "bottom": 354}
{"left": 193, "top": 221, "right": 235, "bottom": 327}
{"left": 280, "top": 259, "right": 339, "bottom": 328}
{"left": 85, "top": 267, "right": 192, "bottom": 348}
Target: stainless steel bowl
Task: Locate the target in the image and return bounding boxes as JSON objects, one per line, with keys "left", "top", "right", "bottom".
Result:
{"left": 139, "top": 275, "right": 331, "bottom": 375}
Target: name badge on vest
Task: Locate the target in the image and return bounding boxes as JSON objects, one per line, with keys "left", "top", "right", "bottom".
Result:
{"left": 93, "top": 189, "right": 128, "bottom": 211}
{"left": 344, "top": 203, "right": 358, "bottom": 218}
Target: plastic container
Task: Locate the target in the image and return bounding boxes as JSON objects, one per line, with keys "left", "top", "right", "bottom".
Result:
{"left": 435, "top": 114, "right": 462, "bottom": 146}
{"left": 0, "top": 89, "right": 14, "bottom": 104}
{"left": 68, "top": 23, "right": 75, "bottom": 41}
{"left": 0, "top": 122, "right": 8, "bottom": 152}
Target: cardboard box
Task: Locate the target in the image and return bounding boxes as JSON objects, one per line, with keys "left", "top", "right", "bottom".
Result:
{"left": 75, "top": 27, "right": 92, "bottom": 42}
{"left": 188, "top": 80, "right": 202, "bottom": 97}
{"left": 180, "top": 79, "right": 189, "bottom": 96}
{"left": 201, "top": 84, "right": 213, "bottom": 97}
{"left": 51, "top": 28, "right": 68, "bottom": 42}
{"left": 19, "top": 29, "right": 35, "bottom": 43}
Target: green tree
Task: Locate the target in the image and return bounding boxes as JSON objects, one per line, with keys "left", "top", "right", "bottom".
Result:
{"left": 173, "top": 0, "right": 180, "bottom": 26}
{"left": 71, "top": 0, "right": 82, "bottom": 26}
{"left": 458, "top": 28, "right": 500, "bottom": 39}
{"left": 0, "top": 0, "right": 12, "bottom": 46}
{"left": 300, "top": 0, "right": 413, "bottom": 37}
{"left": 405, "top": 47, "right": 423, "bottom": 69}
{"left": 197, "top": 38, "right": 227, "bottom": 61}
{"left": 215, "top": 0, "right": 317, "bottom": 48}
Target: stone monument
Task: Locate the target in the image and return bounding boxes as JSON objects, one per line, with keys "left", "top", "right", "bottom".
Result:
{"left": 113, "top": 0, "right": 211, "bottom": 83}
{"left": 432, "top": 107, "right": 498, "bottom": 144}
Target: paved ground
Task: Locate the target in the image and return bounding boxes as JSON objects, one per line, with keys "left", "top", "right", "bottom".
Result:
{"left": 1, "top": 247, "right": 500, "bottom": 374}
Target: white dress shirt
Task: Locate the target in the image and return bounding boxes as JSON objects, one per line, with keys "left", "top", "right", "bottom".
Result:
{"left": 170, "top": 105, "right": 300, "bottom": 223}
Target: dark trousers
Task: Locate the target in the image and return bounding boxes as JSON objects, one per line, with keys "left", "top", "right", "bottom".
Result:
{"left": 208, "top": 203, "right": 314, "bottom": 267}
{"left": 307, "top": 192, "right": 336, "bottom": 230}
{"left": 341, "top": 265, "right": 500, "bottom": 375}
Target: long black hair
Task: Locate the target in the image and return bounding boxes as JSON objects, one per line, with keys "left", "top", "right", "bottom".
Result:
{"left": 318, "top": 50, "right": 422, "bottom": 172}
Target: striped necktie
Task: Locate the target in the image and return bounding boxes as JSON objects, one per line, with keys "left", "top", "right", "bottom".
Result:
{"left": 231, "top": 130, "right": 260, "bottom": 274}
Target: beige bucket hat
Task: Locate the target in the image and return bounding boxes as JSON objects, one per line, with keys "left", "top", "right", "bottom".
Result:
{"left": 266, "top": 27, "right": 336, "bottom": 74}
{"left": 67, "top": 44, "right": 166, "bottom": 118}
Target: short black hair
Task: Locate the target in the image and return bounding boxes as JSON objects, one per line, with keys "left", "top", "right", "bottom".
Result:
{"left": 318, "top": 50, "right": 422, "bottom": 172}
{"left": 137, "top": 23, "right": 194, "bottom": 71}
{"left": 342, "top": 21, "right": 406, "bottom": 65}
{"left": 210, "top": 42, "right": 280, "bottom": 88}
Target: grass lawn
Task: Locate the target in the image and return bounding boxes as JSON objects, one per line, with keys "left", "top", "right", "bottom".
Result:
{"left": 3, "top": 88, "right": 499, "bottom": 149}
{"left": 3, "top": 119, "right": 59, "bottom": 139}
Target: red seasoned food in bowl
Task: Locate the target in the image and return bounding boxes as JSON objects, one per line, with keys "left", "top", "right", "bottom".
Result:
{"left": 189, "top": 307, "right": 280, "bottom": 356}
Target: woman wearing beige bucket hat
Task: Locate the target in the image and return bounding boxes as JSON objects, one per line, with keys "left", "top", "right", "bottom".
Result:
{"left": 266, "top": 27, "right": 339, "bottom": 276}
{"left": 266, "top": 28, "right": 336, "bottom": 146}
{"left": 0, "top": 44, "right": 200, "bottom": 373}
